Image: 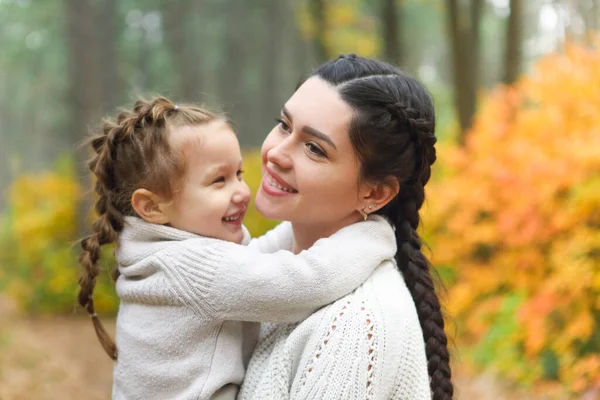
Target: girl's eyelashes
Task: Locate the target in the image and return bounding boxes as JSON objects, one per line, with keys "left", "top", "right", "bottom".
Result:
{"left": 212, "top": 170, "right": 244, "bottom": 185}
{"left": 306, "top": 142, "right": 326, "bottom": 158}
{"left": 275, "top": 117, "right": 290, "bottom": 133}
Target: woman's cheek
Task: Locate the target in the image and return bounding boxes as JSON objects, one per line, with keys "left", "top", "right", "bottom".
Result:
{"left": 261, "top": 128, "right": 279, "bottom": 163}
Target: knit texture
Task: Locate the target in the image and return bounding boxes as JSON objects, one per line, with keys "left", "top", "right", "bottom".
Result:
{"left": 238, "top": 241, "right": 431, "bottom": 399}
{"left": 111, "top": 216, "right": 396, "bottom": 400}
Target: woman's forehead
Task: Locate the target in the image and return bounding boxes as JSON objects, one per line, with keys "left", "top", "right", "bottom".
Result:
{"left": 285, "top": 77, "right": 353, "bottom": 135}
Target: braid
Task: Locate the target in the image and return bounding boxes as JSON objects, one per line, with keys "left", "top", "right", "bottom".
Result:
{"left": 313, "top": 54, "right": 453, "bottom": 398}
{"left": 384, "top": 103, "right": 452, "bottom": 399}
{"left": 392, "top": 189, "right": 453, "bottom": 400}
{"left": 77, "top": 96, "right": 223, "bottom": 360}
{"left": 78, "top": 122, "right": 125, "bottom": 361}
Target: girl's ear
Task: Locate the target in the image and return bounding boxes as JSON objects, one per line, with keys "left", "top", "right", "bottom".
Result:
{"left": 131, "top": 189, "right": 171, "bottom": 224}
{"left": 359, "top": 178, "right": 399, "bottom": 213}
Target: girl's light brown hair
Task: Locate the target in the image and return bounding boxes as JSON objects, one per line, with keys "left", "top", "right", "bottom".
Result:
{"left": 78, "top": 96, "right": 224, "bottom": 360}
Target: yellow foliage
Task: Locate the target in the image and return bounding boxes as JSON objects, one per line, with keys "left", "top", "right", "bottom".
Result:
{"left": 242, "top": 150, "right": 280, "bottom": 237}
{"left": 0, "top": 152, "right": 277, "bottom": 315}
{"left": 423, "top": 42, "right": 600, "bottom": 395}
{"left": 297, "top": 0, "right": 380, "bottom": 58}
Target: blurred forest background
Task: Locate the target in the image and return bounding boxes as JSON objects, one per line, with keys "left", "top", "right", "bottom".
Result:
{"left": 0, "top": 0, "right": 599, "bottom": 399}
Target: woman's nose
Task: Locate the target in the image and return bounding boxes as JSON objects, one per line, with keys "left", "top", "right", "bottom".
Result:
{"left": 266, "top": 140, "right": 293, "bottom": 170}
{"left": 232, "top": 179, "right": 251, "bottom": 205}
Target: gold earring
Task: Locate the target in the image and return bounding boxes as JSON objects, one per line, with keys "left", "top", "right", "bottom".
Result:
{"left": 358, "top": 209, "right": 368, "bottom": 221}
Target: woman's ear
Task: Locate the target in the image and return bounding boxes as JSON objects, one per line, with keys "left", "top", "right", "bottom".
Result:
{"left": 360, "top": 178, "right": 399, "bottom": 213}
{"left": 131, "top": 189, "right": 171, "bottom": 224}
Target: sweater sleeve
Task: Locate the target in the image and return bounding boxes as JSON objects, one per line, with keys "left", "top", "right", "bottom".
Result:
{"left": 246, "top": 222, "right": 294, "bottom": 253}
{"left": 154, "top": 216, "right": 396, "bottom": 323}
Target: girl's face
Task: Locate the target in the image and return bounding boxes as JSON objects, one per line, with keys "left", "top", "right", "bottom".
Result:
{"left": 255, "top": 77, "right": 367, "bottom": 233}
{"left": 163, "top": 122, "right": 250, "bottom": 243}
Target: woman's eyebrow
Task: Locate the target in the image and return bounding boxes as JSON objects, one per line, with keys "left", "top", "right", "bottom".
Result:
{"left": 281, "top": 106, "right": 337, "bottom": 150}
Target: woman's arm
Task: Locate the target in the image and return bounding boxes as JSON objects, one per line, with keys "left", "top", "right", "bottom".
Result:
{"left": 154, "top": 216, "right": 395, "bottom": 323}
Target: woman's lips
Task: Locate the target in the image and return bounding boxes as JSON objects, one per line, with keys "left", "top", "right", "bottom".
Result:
{"left": 265, "top": 167, "right": 297, "bottom": 190}
{"left": 261, "top": 176, "right": 298, "bottom": 197}
{"left": 261, "top": 167, "right": 298, "bottom": 197}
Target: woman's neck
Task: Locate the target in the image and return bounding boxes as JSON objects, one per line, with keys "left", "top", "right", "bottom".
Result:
{"left": 291, "top": 214, "right": 362, "bottom": 253}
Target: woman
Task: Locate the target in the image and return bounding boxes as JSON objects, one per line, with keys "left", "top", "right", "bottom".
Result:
{"left": 239, "top": 55, "right": 453, "bottom": 399}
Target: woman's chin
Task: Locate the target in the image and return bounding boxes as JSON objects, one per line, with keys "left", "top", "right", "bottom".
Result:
{"left": 255, "top": 189, "right": 289, "bottom": 220}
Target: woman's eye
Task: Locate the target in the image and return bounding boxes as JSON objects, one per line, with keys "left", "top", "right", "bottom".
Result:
{"left": 275, "top": 117, "right": 291, "bottom": 133}
{"left": 212, "top": 176, "right": 225, "bottom": 184}
{"left": 306, "top": 142, "right": 326, "bottom": 157}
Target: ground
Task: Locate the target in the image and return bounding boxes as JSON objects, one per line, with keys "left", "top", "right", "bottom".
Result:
{"left": 0, "top": 297, "right": 547, "bottom": 400}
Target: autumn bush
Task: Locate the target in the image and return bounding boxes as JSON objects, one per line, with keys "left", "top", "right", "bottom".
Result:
{"left": 422, "top": 42, "right": 600, "bottom": 395}
{"left": 0, "top": 157, "right": 117, "bottom": 314}
{"left": 0, "top": 151, "right": 274, "bottom": 315}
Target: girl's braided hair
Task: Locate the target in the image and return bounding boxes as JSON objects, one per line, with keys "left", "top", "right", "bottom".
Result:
{"left": 78, "top": 97, "right": 222, "bottom": 360}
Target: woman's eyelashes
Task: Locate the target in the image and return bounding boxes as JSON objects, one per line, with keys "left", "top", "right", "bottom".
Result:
{"left": 275, "top": 117, "right": 290, "bottom": 133}
{"left": 305, "top": 142, "right": 326, "bottom": 157}
{"left": 275, "top": 116, "right": 327, "bottom": 158}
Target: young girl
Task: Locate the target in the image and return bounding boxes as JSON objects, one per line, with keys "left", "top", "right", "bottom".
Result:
{"left": 77, "top": 97, "right": 396, "bottom": 399}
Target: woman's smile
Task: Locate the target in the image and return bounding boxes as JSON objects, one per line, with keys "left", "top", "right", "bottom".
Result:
{"left": 260, "top": 166, "right": 298, "bottom": 197}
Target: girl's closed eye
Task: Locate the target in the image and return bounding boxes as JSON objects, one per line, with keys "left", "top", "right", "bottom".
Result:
{"left": 212, "top": 176, "right": 226, "bottom": 185}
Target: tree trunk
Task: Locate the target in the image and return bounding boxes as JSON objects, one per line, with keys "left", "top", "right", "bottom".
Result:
{"left": 263, "top": 0, "right": 282, "bottom": 118}
{"left": 97, "top": 0, "right": 119, "bottom": 111}
{"left": 381, "top": 0, "right": 402, "bottom": 66}
{"left": 581, "top": 0, "right": 599, "bottom": 44}
{"left": 65, "top": 0, "right": 105, "bottom": 234}
{"left": 504, "top": 0, "right": 522, "bottom": 84}
{"left": 163, "top": 0, "right": 203, "bottom": 102}
{"left": 310, "top": 0, "right": 328, "bottom": 63}
{"left": 446, "top": 0, "right": 483, "bottom": 145}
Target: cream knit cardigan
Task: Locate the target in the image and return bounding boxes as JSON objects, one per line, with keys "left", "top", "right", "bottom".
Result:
{"left": 238, "top": 219, "right": 431, "bottom": 400}
{"left": 111, "top": 216, "right": 397, "bottom": 400}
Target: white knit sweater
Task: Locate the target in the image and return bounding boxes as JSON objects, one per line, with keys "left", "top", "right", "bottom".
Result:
{"left": 111, "top": 216, "right": 396, "bottom": 400}
{"left": 238, "top": 220, "right": 431, "bottom": 399}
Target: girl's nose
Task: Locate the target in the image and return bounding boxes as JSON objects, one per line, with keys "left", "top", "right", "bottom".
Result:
{"left": 232, "top": 179, "right": 251, "bottom": 204}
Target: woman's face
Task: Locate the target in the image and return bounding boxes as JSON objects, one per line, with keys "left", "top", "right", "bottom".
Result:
{"left": 255, "top": 76, "right": 367, "bottom": 231}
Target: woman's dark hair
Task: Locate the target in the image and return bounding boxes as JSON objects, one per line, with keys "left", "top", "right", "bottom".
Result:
{"left": 308, "top": 54, "right": 453, "bottom": 399}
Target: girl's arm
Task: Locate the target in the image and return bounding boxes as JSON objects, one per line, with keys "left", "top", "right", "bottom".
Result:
{"left": 154, "top": 216, "right": 395, "bottom": 323}
{"left": 246, "top": 221, "right": 294, "bottom": 254}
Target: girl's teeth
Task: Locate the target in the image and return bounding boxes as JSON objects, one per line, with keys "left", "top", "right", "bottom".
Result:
{"left": 224, "top": 215, "right": 240, "bottom": 221}
{"left": 266, "top": 175, "right": 295, "bottom": 193}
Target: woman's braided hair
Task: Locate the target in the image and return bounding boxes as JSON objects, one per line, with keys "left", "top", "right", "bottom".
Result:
{"left": 78, "top": 97, "right": 223, "bottom": 360}
{"left": 310, "top": 55, "right": 453, "bottom": 399}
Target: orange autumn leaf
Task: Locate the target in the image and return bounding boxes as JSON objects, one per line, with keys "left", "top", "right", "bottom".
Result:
{"left": 423, "top": 39, "right": 600, "bottom": 395}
